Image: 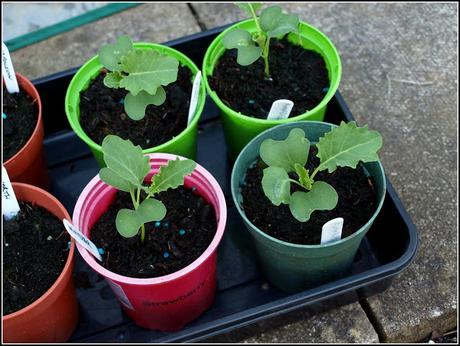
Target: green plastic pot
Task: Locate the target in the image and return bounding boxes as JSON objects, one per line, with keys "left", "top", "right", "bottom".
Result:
{"left": 65, "top": 43, "right": 206, "bottom": 167}
{"left": 203, "top": 19, "right": 342, "bottom": 160}
{"left": 231, "top": 121, "right": 386, "bottom": 293}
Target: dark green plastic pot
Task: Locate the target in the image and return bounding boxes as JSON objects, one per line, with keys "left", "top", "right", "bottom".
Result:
{"left": 231, "top": 121, "right": 386, "bottom": 293}
{"left": 203, "top": 19, "right": 342, "bottom": 160}
{"left": 65, "top": 43, "right": 206, "bottom": 167}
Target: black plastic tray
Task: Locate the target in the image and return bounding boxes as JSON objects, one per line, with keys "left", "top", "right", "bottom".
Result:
{"left": 33, "top": 25, "right": 419, "bottom": 343}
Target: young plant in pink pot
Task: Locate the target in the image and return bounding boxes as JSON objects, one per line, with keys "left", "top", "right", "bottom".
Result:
{"left": 72, "top": 135, "right": 227, "bottom": 331}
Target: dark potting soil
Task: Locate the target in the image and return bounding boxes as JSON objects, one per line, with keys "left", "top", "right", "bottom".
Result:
{"left": 2, "top": 89, "right": 38, "bottom": 161}
{"left": 90, "top": 186, "right": 217, "bottom": 278}
{"left": 209, "top": 37, "right": 329, "bottom": 119}
{"left": 3, "top": 201, "right": 69, "bottom": 315}
{"left": 241, "top": 147, "right": 378, "bottom": 245}
{"left": 79, "top": 65, "right": 192, "bottom": 148}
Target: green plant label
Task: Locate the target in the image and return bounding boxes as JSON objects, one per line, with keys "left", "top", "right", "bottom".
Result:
{"left": 63, "top": 219, "right": 103, "bottom": 261}
{"left": 2, "top": 42, "right": 19, "bottom": 93}
{"left": 267, "top": 99, "right": 294, "bottom": 120}
{"left": 187, "top": 71, "right": 201, "bottom": 126}
{"left": 1, "top": 166, "right": 20, "bottom": 220}
{"left": 320, "top": 217, "right": 344, "bottom": 244}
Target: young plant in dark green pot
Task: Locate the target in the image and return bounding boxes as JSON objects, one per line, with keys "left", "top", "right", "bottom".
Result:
{"left": 231, "top": 121, "right": 386, "bottom": 293}
{"left": 203, "top": 3, "right": 342, "bottom": 159}
{"left": 65, "top": 35, "right": 206, "bottom": 166}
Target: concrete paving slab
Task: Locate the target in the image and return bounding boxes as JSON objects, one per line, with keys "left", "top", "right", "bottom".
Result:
{"left": 3, "top": 3, "right": 105, "bottom": 41}
{"left": 201, "top": 302, "right": 379, "bottom": 343}
{"left": 9, "top": 3, "right": 201, "bottom": 79}
{"left": 192, "top": 2, "right": 458, "bottom": 343}
{"left": 3, "top": 3, "right": 457, "bottom": 343}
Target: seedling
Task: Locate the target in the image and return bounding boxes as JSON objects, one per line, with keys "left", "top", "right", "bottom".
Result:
{"left": 223, "top": 3, "right": 299, "bottom": 77}
{"left": 99, "top": 135, "right": 196, "bottom": 241}
{"left": 260, "top": 122, "right": 383, "bottom": 222}
{"left": 98, "top": 35, "right": 179, "bottom": 120}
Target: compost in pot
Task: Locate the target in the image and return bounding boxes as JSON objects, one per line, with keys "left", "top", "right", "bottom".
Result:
{"left": 241, "top": 147, "right": 377, "bottom": 245}
{"left": 240, "top": 121, "right": 383, "bottom": 245}
{"left": 3, "top": 201, "right": 69, "bottom": 314}
{"left": 79, "top": 66, "right": 192, "bottom": 149}
{"left": 90, "top": 135, "right": 216, "bottom": 278}
{"left": 209, "top": 38, "right": 329, "bottom": 119}
{"left": 208, "top": 4, "right": 329, "bottom": 119}
{"left": 91, "top": 186, "right": 216, "bottom": 278}
{"left": 3, "top": 88, "right": 38, "bottom": 161}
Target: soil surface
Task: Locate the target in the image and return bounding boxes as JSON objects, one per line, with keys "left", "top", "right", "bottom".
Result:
{"left": 209, "top": 37, "right": 329, "bottom": 119}
{"left": 90, "top": 186, "right": 217, "bottom": 278}
{"left": 3, "top": 201, "right": 69, "bottom": 315}
{"left": 79, "top": 65, "right": 192, "bottom": 149}
{"left": 241, "top": 146, "right": 378, "bottom": 245}
{"left": 3, "top": 89, "right": 38, "bottom": 161}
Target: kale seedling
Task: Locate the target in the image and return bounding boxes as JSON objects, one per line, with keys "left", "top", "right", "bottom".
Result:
{"left": 260, "top": 122, "right": 383, "bottom": 222}
{"left": 98, "top": 35, "right": 179, "bottom": 120}
{"left": 223, "top": 3, "right": 299, "bottom": 77}
{"left": 99, "top": 135, "right": 196, "bottom": 241}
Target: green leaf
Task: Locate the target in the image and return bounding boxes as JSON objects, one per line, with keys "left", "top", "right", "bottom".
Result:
{"left": 98, "top": 35, "right": 133, "bottom": 71}
{"left": 260, "top": 6, "right": 299, "bottom": 38}
{"left": 294, "top": 163, "right": 313, "bottom": 190}
{"left": 124, "top": 87, "right": 166, "bottom": 120}
{"left": 316, "top": 121, "right": 383, "bottom": 173}
{"left": 235, "top": 3, "right": 262, "bottom": 16}
{"left": 99, "top": 167, "right": 133, "bottom": 192}
{"left": 103, "top": 71, "right": 123, "bottom": 88}
{"left": 260, "top": 128, "right": 310, "bottom": 173}
{"left": 119, "top": 50, "right": 179, "bottom": 96}
{"left": 149, "top": 157, "right": 196, "bottom": 195}
{"left": 261, "top": 166, "right": 291, "bottom": 205}
{"left": 223, "top": 29, "right": 262, "bottom": 66}
{"left": 115, "top": 198, "right": 166, "bottom": 238}
{"left": 289, "top": 181, "right": 338, "bottom": 222}
{"left": 101, "top": 135, "right": 149, "bottom": 188}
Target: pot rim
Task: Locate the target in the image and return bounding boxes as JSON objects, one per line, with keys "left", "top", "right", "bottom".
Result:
{"left": 3, "top": 183, "right": 75, "bottom": 320}
{"left": 231, "top": 120, "right": 387, "bottom": 249}
{"left": 73, "top": 153, "right": 227, "bottom": 285}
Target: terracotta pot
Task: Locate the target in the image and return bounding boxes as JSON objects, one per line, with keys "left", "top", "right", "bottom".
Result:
{"left": 3, "top": 73, "right": 49, "bottom": 189}
{"left": 2, "top": 183, "right": 78, "bottom": 342}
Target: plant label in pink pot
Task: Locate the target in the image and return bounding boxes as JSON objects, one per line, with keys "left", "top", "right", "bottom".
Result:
{"left": 72, "top": 136, "right": 227, "bottom": 331}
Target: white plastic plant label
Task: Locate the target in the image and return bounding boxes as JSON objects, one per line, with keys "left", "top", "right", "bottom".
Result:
{"left": 267, "top": 99, "right": 294, "bottom": 120}
{"left": 106, "top": 279, "right": 134, "bottom": 310}
{"left": 187, "top": 70, "right": 201, "bottom": 126}
{"left": 63, "top": 219, "right": 103, "bottom": 261}
{"left": 2, "top": 166, "right": 20, "bottom": 220}
{"left": 321, "top": 217, "right": 344, "bottom": 245}
{"left": 2, "top": 42, "right": 19, "bottom": 93}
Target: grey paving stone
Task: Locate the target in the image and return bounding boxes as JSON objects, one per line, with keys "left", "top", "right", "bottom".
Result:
{"left": 202, "top": 302, "right": 379, "bottom": 343}
{"left": 193, "top": 2, "right": 458, "bottom": 343}
{"left": 3, "top": 3, "right": 105, "bottom": 40}
{"left": 9, "top": 4, "right": 201, "bottom": 79}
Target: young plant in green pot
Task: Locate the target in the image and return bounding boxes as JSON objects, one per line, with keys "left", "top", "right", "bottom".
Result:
{"left": 72, "top": 135, "right": 227, "bottom": 331}
{"left": 65, "top": 35, "right": 206, "bottom": 167}
{"left": 203, "top": 3, "right": 342, "bottom": 159}
{"left": 231, "top": 121, "right": 386, "bottom": 293}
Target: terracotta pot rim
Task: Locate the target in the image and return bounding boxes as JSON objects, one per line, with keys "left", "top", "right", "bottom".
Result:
{"left": 2, "top": 183, "right": 75, "bottom": 320}
{"left": 3, "top": 73, "right": 43, "bottom": 166}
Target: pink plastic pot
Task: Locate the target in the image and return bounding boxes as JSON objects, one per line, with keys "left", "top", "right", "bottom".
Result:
{"left": 73, "top": 153, "right": 227, "bottom": 332}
